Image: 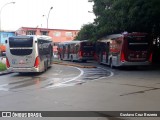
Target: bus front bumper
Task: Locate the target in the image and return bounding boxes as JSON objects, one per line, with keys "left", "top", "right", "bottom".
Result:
{"left": 120, "top": 61, "right": 151, "bottom": 66}
{"left": 7, "top": 67, "right": 40, "bottom": 73}
{"left": 79, "top": 56, "right": 94, "bottom": 60}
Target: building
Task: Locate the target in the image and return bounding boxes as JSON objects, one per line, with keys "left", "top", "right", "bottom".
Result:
{"left": 0, "top": 31, "right": 15, "bottom": 55}
{"left": 16, "top": 27, "right": 79, "bottom": 53}
{"left": 0, "top": 31, "right": 15, "bottom": 44}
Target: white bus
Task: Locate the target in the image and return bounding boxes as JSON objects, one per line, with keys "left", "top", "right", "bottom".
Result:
{"left": 5, "top": 35, "right": 53, "bottom": 73}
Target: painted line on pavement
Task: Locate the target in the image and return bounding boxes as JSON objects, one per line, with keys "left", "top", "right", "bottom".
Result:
{"left": 47, "top": 66, "right": 84, "bottom": 88}
{"left": 98, "top": 67, "right": 114, "bottom": 78}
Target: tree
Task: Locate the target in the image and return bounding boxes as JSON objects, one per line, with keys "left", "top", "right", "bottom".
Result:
{"left": 93, "top": 0, "right": 160, "bottom": 36}
{"left": 76, "top": 0, "right": 160, "bottom": 41}
{"left": 75, "top": 23, "right": 97, "bottom": 41}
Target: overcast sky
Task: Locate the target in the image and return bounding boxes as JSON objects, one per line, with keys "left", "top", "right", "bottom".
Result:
{"left": 0, "top": 0, "right": 95, "bottom": 31}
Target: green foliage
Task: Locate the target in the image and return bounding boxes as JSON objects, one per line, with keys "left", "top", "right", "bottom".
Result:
{"left": 0, "top": 62, "right": 6, "bottom": 71}
{"left": 75, "top": 23, "right": 97, "bottom": 41}
{"left": 76, "top": 0, "right": 160, "bottom": 41}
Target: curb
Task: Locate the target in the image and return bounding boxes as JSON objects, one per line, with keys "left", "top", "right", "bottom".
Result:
{"left": 0, "top": 70, "right": 12, "bottom": 76}
{"left": 52, "top": 62, "right": 97, "bottom": 68}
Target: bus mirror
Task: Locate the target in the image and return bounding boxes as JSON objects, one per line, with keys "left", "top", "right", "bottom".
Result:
{"left": 5, "top": 40, "right": 7, "bottom": 44}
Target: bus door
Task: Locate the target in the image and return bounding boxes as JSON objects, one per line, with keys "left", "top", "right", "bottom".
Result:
{"left": 62, "top": 45, "right": 65, "bottom": 59}
{"left": 68, "top": 44, "right": 71, "bottom": 59}
{"left": 97, "top": 42, "right": 106, "bottom": 63}
{"left": 95, "top": 42, "right": 101, "bottom": 62}
{"left": 105, "top": 42, "right": 110, "bottom": 63}
{"left": 58, "top": 45, "right": 63, "bottom": 60}
{"left": 153, "top": 36, "right": 160, "bottom": 63}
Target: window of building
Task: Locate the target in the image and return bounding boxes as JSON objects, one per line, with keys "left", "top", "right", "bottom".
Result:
{"left": 65, "top": 32, "right": 73, "bottom": 37}
{"left": 54, "top": 32, "right": 61, "bottom": 37}
{"left": 41, "top": 31, "right": 49, "bottom": 35}
{"left": 26, "top": 31, "right": 36, "bottom": 35}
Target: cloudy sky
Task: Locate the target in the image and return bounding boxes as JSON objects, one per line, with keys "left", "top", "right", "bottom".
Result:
{"left": 0, "top": 0, "right": 95, "bottom": 30}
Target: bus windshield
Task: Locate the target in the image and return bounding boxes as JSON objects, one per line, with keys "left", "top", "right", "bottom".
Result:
{"left": 9, "top": 37, "right": 33, "bottom": 56}
{"left": 127, "top": 36, "right": 149, "bottom": 51}
{"left": 9, "top": 37, "right": 33, "bottom": 47}
{"left": 81, "top": 42, "right": 94, "bottom": 52}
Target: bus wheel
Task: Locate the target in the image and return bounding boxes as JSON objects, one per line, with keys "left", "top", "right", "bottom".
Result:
{"left": 44, "top": 62, "right": 47, "bottom": 71}
{"left": 98, "top": 53, "right": 102, "bottom": 64}
{"left": 46, "top": 61, "right": 48, "bottom": 69}
{"left": 60, "top": 55, "right": 63, "bottom": 60}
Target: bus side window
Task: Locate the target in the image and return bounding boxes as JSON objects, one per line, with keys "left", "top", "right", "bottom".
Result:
{"left": 5, "top": 40, "right": 7, "bottom": 44}
{"left": 75, "top": 44, "right": 79, "bottom": 53}
{"left": 70, "top": 44, "right": 73, "bottom": 53}
{"left": 38, "top": 39, "right": 45, "bottom": 55}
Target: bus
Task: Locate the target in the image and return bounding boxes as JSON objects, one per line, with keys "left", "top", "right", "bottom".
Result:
{"left": 5, "top": 35, "right": 53, "bottom": 73}
{"left": 58, "top": 40, "right": 94, "bottom": 62}
{"left": 95, "top": 32, "right": 152, "bottom": 68}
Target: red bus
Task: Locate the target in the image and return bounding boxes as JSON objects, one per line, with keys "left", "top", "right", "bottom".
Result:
{"left": 58, "top": 40, "right": 94, "bottom": 62}
{"left": 95, "top": 32, "right": 152, "bottom": 68}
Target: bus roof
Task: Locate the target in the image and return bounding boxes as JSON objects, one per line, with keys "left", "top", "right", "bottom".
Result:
{"left": 9, "top": 35, "right": 52, "bottom": 42}
{"left": 58, "top": 40, "right": 90, "bottom": 45}
{"left": 98, "top": 32, "right": 148, "bottom": 42}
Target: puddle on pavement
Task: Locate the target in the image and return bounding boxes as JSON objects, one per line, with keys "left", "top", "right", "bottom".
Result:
{"left": 0, "top": 67, "right": 112, "bottom": 91}
{"left": 0, "top": 84, "right": 9, "bottom": 91}
{"left": 45, "top": 78, "right": 62, "bottom": 86}
{"left": 46, "top": 67, "right": 111, "bottom": 89}
{"left": 0, "top": 77, "right": 48, "bottom": 91}
{"left": 10, "top": 77, "right": 48, "bottom": 90}
{"left": 46, "top": 80, "right": 86, "bottom": 89}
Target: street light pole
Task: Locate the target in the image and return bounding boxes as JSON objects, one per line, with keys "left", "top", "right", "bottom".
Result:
{"left": 0, "top": 2, "right": 15, "bottom": 44}
{"left": 43, "top": 7, "right": 53, "bottom": 29}
{"left": 47, "top": 7, "right": 53, "bottom": 29}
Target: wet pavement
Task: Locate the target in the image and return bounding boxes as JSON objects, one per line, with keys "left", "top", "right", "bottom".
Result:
{"left": 0, "top": 65, "right": 79, "bottom": 91}
{"left": 0, "top": 64, "right": 112, "bottom": 91}
{"left": 0, "top": 60, "right": 160, "bottom": 120}
{"left": 46, "top": 67, "right": 112, "bottom": 89}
